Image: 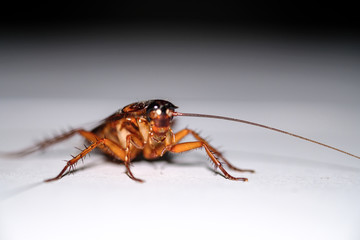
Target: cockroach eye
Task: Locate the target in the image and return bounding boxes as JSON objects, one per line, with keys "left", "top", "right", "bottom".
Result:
{"left": 156, "top": 109, "right": 162, "bottom": 116}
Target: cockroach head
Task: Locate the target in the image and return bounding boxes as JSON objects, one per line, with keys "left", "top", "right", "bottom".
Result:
{"left": 146, "top": 100, "right": 177, "bottom": 129}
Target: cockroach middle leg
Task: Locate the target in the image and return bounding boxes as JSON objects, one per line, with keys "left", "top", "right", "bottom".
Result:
{"left": 174, "top": 128, "right": 254, "bottom": 173}
{"left": 169, "top": 141, "right": 248, "bottom": 181}
{"left": 45, "top": 136, "right": 129, "bottom": 182}
{"left": 44, "top": 139, "right": 105, "bottom": 182}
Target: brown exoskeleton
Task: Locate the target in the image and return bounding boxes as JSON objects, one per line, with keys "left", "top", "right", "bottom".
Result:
{"left": 4, "top": 99, "right": 360, "bottom": 182}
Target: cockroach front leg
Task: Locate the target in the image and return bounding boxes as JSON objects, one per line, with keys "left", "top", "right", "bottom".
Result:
{"left": 174, "top": 129, "right": 254, "bottom": 173}
{"left": 124, "top": 134, "right": 145, "bottom": 183}
{"left": 168, "top": 141, "right": 249, "bottom": 181}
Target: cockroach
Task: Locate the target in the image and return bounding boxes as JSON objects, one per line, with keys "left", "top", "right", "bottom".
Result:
{"left": 3, "top": 99, "right": 360, "bottom": 182}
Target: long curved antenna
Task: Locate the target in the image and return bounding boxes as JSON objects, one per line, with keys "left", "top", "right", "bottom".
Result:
{"left": 173, "top": 112, "right": 360, "bottom": 160}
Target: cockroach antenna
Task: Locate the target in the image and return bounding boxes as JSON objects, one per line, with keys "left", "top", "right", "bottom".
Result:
{"left": 173, "top": 112, "right": 360, "bottom": 160}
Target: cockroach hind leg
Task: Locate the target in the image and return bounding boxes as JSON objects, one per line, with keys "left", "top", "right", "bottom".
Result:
{"left": 228, "top": 176, "right": 249, "bottom": 182}
{"left": 219, "top": 157, "right": 255, "bottom": 173}
{"left": 217, "top": 165, "right": 249, "bottom": 182}
{"left": 226, "top": 164, "right": 255, "bottom": 174}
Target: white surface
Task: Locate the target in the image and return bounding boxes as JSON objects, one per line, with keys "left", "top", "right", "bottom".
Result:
{"left": 1, "top": 99, "right": 359, "bottom": 240}
{"left": 1, "top": 31, "right": 360, "bottom": 240}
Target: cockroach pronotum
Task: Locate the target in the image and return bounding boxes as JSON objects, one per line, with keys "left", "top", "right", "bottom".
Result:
{"left": 3, "top": 99, "right": 360, "bottom": 182}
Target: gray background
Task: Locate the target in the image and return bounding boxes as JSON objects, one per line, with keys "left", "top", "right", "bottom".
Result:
{"left": 1, "top": 26, "right": 360, "bottom": 240}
